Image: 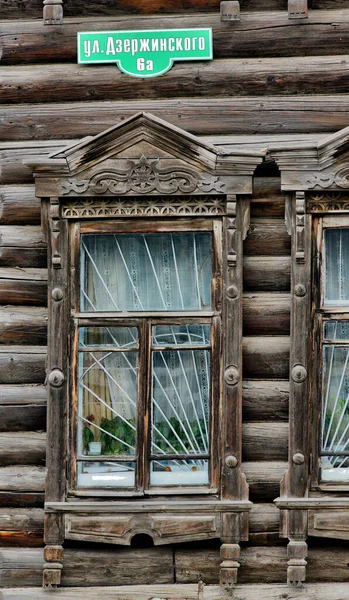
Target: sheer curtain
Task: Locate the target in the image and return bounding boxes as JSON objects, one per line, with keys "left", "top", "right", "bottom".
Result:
{"left": 325, "top": 229, "right": 349, "bottom": 305}
{"left": 80, "top": 232, "right": 212, "bottom": 462}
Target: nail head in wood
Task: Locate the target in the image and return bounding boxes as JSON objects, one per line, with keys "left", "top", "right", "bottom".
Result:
{"left": 43, "top": 0, "right": 63, "bottom": 25}
{"left": 288, "top": 0, "right": 308, "bottom": 19}
{"left": 220, "top": 1, "right": 241, "bottom": 22}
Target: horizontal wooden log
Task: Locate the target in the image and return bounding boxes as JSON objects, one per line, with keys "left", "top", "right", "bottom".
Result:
{"left": 0, "top": 491, "right": 44, "bottom": 508}
{"left": 243, "top": 380, "right": 289, "bottom": 421}
{"left": 0, "top": 432, "right": 46, "bottom": 466}
{"left": 244, "top": 219, "right": 290, "bottom": 256}
{"left": 244, "top": 257, "right": 291, "bottom": 292}
{"left": 2, "top": 56, "right": 349, "bottom": 105}
{"left": 2, "top": 584, "right": 349, "bottom": 600}
{"left": 0, "top": 346, "right": 46, "bottom": 384}
{"left": 0, "top": 186, "right": 41, "bottom": 225}
{"left": 0, "top": 466, "right": 46, "bottom": 492}
{"left": 243, "top": 461, "right": 286, "bottom": 501}
{"left": 0, "top": 268, "right": 47, "bottom": 305}
{"left": 0, "top": 508, "right": 44, "bottom": 547}
{"left": 3, "top": 11, "right": 349, "bottom": 65}
{"left": 243, "top": 423, "right": 288, "bottom": 461}
{"left": 0, "top": 384, "right": 46, "bottom": 432}
{"left": 243, "top": 336, "right": 290, "bottom": 379}
{"left": 0, "top": 307, "right": 47, "bottom": 345}
{"left": 175, "top": 545, "right": 349, "bottom": 584}
{"left": 243, "top": 293, "right": 290, "bottom": 336}
{"left": 0, "top": 226, "right": 46, "bottom": 268}
{"left": 1, "top": 97, "right": 344, "bottom": 142}
{"left": 2, "top": 544, "right": 349, "bottom": 589}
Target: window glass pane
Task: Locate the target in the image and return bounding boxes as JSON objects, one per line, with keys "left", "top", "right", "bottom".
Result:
{"left": 81, "top": 232, "right": 212, "bottom": 311}
{"left": 321, "top": 344, "right": 349, "bottom": 481}
{"left": 152, "top": 324, "right": 211, "bottom": 346}
{"left": 79, "top": 351, "right": 138, "bottom": 458}
{"left": 324, "top": 229, "right": 349, "bottom": 305}
{"left": 80, "top": 327, "right": 138, "bottom": 348}
{"left": 151, "top": 349, "right": 210, "bottom": 457}
{"left": 77, "top": 461, "right": 135, "bottom": 487}
{"left": 150, "top": 459, "right": 209, "bottom": 486}
{"left": 321, "top": 456, "right": 349, "bottom": 482}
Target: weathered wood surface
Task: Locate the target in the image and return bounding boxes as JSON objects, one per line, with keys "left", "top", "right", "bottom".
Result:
{"left": 0, "top": 186, "right": 41, "bottom": 225}
{"left": 0, "top": 141, "right": 74, "bottom": 184}
{"left": 243, "top": 336, "right": 290, "bottom": 379}
{"left": 0, "top": 466, "right": 46, "bottom": 492}
{"left": 0, "top": 491, "right": 44, "bottom": 508}
{"left": 243, "top": 293, "right": 290, "bottom": 336}
{"left": 3, "top": 11, "right": 349, "bottom": 65}
{"left": 243, "top": 423, "right": 288, "bottom": 461}
{"left": 0, "top": 268, "right": 47, "bottom": 305}
{"left": 243, "top": 461, "right": 286, "bottom": 501}
{"left": 0, "top": 508, "right": 44, "bottom": 547}
{"left": 1, "top": 584, "right": 349, "bottom": 600}
{"left": 0, "top": 346, "right": 46, "bottom": 384}
{"left": 0, "top": 226, "right": 46, "bottom": 268}
{"left": 242, "top": 380, "right": 289, "bottom": 421}
{"left": 0, "top": 432, "right": 46, "bottom": 466}
{"left": 3, "top": 57, "right": 349, "bottom": 104}
{"left": 2, "top": 544, "right": 349, "bottom": 588}
{"left": 244, "top": 219, "right": 290, "bottom": 256}
{"left": 0, "top": 384, "right": 46, "bottom": 432}
{"left": 1, "top": 0, "right": 348, "bottom": 18}
{"left": 0, "top": 503, "right": 278, "bottom": 550}
{"left": 175, "top": 545, "right": 349, "bottom": 584}
{"left": 243, "top": 257, "right": 291, "bottom": 292}
{"left": 2, "top": 98, "right": 345, "bottom": 140}
{"left": 0, "top": 307, "right": 47, "bottom": 345}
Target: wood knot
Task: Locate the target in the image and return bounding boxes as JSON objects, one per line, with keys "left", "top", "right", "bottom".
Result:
{"left": 225, "top": 455, "right": 238, "bottom": 468}
{"left": 295, "top": 284, "right": 306, "bottom": 297}
{"left": 292, "top": 453, "right": 305, "bottom": 465}
{"left": 291, "top": 365, "right": 307, "bottom": 383}
{"left": 52, "top": 288, "right": 64, "bottom": 301}
{"left": 48, "top": 369, "right": 65, "bottom": 388}
{"left": 224, "top": 366, "right": 239, "bottom": 386}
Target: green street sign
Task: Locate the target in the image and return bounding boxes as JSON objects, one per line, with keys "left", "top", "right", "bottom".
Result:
{"left": 77, "top": 28, "right": 213, "bottom": 78}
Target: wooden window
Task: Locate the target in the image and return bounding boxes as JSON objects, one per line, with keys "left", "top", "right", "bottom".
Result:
{"left": 313, "top": 216, "right": 349, "bottom": 487}
{"left": 70, "top": 219, "right": 222, "bottom": 495}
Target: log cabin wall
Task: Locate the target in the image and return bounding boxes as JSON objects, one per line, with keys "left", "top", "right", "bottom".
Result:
{"left": 1, "top": 0, "right": 349, "bottom": 595}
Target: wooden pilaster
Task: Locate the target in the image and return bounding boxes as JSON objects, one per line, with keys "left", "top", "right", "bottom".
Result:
{"left": 43, "top": 197, "right": 69, "bottom": 588}
{"left": 220, "top": 195, "right": 249, "bottom": 587}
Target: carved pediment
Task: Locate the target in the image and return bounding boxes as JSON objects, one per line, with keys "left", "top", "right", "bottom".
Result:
{"left": 25, "top": 112, "right": 264, "bottom": 198}
{"left": 269, "top": 124, "right": 349, "bottom": 192}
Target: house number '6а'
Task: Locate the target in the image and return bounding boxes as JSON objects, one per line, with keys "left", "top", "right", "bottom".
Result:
{"left": 137, "top": 58, "right": 154, "bottom": 72}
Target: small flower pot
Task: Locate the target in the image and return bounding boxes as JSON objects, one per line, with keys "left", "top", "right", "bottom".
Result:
{"left": 88, "top": 442, "right": 102, "bottom": 455}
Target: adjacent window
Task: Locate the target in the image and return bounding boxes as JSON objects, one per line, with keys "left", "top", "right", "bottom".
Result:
{"left": 318, "top": 225, "right": 349, "bottom": 483}
{"left": 71, "top": 222, "right": 221, "bottom": 493}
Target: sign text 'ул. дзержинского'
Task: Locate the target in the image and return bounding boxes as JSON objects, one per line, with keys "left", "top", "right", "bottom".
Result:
{"left": 77, "top": 28, "right": 213, "bottom": 78}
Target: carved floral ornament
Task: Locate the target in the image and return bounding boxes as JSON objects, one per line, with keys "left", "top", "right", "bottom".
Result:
{"left": 60, "top": 155, "right": 226, "bottom": 197}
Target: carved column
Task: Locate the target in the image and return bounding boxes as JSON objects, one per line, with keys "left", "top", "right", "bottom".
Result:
{"left": 281, "top": 192, "right": 311, "bottom": 586}
{"left": 43, "top": 198, "right": 68, "bottom": 588}
{"left": 220, "top": 195, "right": 249, "bottom": 587}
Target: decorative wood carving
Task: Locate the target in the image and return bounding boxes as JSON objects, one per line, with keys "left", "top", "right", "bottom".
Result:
{"left": 307, "top": 191, "right": 349, "bottom": 212}
{"left": 307, "top": 165, "right": 349, "bottom": 189}
{"left": 62, "top": 195, "right": 226, "bottom": 219}
{"left": 43, "top": 0, "right": 63, "bottom": 25}
{"left": 60, "top": 156, "right": 226, "bottom": 196}
{"left": 220, "top": 1, "right": 241, "bottom": 22}
{"left": 295, "top": 192, "right": 305, "bottom": 263}
{"left": 278, "top": 191, "right": 311, "bottom": 586}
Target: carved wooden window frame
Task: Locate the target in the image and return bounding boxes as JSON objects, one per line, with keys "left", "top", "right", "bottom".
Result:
{"left": 68, "top": 216, "right": 223, "bottom": 497}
